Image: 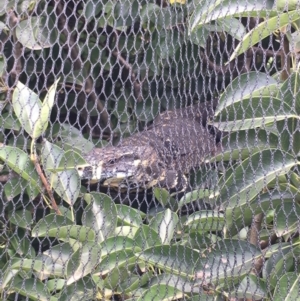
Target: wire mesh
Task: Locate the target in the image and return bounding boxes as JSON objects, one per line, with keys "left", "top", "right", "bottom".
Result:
{"left": 0, "top": 0, "right": 300, "bottom": 300}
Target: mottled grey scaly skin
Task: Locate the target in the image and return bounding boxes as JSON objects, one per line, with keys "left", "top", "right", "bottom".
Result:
{"left": 77, "top": 101, "right": 221, "bottom": 192}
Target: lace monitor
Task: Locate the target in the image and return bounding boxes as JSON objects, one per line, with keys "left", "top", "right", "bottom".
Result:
{"left": 77, "top": 99, "right": 221, "bottom": 192}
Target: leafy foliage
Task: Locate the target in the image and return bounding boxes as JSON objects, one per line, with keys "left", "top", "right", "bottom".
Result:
{"left": 0, "top": 0, "right": 300, "bottom": 300}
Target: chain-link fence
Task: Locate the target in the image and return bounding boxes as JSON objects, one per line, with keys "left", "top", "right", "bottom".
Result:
{"left": 0, "top": 0, "right": 300, "bottom": 300}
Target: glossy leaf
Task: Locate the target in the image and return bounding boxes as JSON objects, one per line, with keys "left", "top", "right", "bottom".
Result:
{"left": 10, "top": 278, "right": 53, "bottom": 301}
{"left": 226, "top": 190, "right": 295, "bottom": 236}
{"left": 8, "top": 210, "right": 32, "bottom": 230}
{"left": 52, "top": 169, "right": 81, "bottom": 205}
{"left": 189, "top": 0, "right": 274, "bottom": 32}
{"left": 230, "top": 11, "right": 300, "bottom": 61}
{"left": 32, "top": 214, "right": 96, "bottom": 242}
{"left": 99, "top": 236, "right": 135, "bottom": 257}
{"left": 12, "top": 81, "right": 42, "bottom": 138}
{"left": 178, "top": 189, "right": 211, "bottom": 210}
{"left": 0, "top": 112, "right": 21, "bottom": 130}
{"left": 265, "top": 252, "right": 296, "bottom": 289}
{"left": 33, "top": 79, "right": 59, "bottom": 138}
{"left": 237, "top": 274, "right": 267, "bottom": 299}
{"left": 148, "top": 209, "right": 178, "bottom": 244}
{"left": 16, "top": 16, "right": 57, "bottom": 50}
{"left": 184, "top": 211, "right": 225, "bottom": 232}
{"left": 214, "top": 97, "right": 296, "bottom": 132}
{"left": 216, "top": 17, "right": 246, "bottom": 41}
{"left": 137, "top": 245, "right": 200, "bottom": 277}
{"left": 66, "top": 242, "right": 102, "bottom": 285}
{"left": 55, "top": 277, "right": 96, "bottom": 301}
{"left": 273, "top": 272, "right": 300, "bottom": 301}
{"left": 215, "top": 129, "right": 279, "bottom": 162}
{"left": 133, "top": 224, "right": 162, "bottom": 248}
{"left": 9, "top": 177, "right": 40, "bottom": 200}
{"left": 194, "top": 239, "right": 261, "bottom": 285}
{"left": 218, "top": 149, "right": 296, "bottom": 209}
{"left": 215, "top": 72, "right": 277, "bottom": 115}
{"left": 83, "top": 192, "right": 117, "bottom": 238}
{"left": 147, "top": 273, "right": 196, "bottom": 293}
{"left": 274, "top": 200, "right": 300, "bottom": 237}
{"left": 43, "top": 242, "right": 75, "bottom": 262}
{"left": 137, "top": 284, "right": 184, "bottom": 301}
{"left": 0, "top": 146, "right": 41, "bottom": 188}
{"left": 116, "top": 204, "right": 144, "bottom": 227}
{"left": 97, "top": 248, "right": 138, "bottom": 274}
{"left": 41, "top": 141, "right": 80, "bottom": 205}
{"left": 0, "top": 269, "right": 19, "bottom": 291}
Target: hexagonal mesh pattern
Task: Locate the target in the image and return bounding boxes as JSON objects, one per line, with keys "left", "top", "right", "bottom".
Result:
{"left": 0, "top": 1, "right": 299, "bottom": 300}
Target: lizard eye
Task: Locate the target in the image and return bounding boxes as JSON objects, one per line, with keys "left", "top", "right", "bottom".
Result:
{"left": 107, "top": 159, "right": 116, "bottom": 165}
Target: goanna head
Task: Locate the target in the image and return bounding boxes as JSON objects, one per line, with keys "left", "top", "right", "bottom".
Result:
{"left": 76, "top": 145, "right": 165, "bottom": 191}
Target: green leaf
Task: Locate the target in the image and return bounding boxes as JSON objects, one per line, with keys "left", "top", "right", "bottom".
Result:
{"left": 56, "top": 277, "right": 96, "bottom": 301}
{"left": 148, "top": 209, "right": 178, "bottom": 244}
{"left": 237, "top": 274, "right": 267, "bottom": 299}
{"left": 214, "top": 96, "right": 296, "bottom": 132}
{"left": 274, "top": 200, "right": 300, "bottom": 237}
{"left": 9, "top": 229, "right": 36, "bottom": 258}
{"left": 99, "top": 236, "right": 136, "bottom": 257}
{"left": 273, "top": 272, "right": 300, "bottom": 301}
{"left": 41, "top": 140, "right": 64, "bottom": 172}
{"left": 35, "top": 224, "right": 95, "bottom": 242}
{"left": 184, "top": 211, "right": 225, "bottom": 232}
{"left": 133, "top": 225, "right": 162, "bottom": 248}
{"left": 16, "top": 16, "right": 58, "bottom": 50}
{"left": 230, "top": 11, "right": 300, "bottom": 61}
{"left": 153, "top": 187, "right": 177, "bottom": 209}
{"left": 137, "top": 284, "right": 184, "bottom": 301}
{"left": 178, "top": 189, "right": 211, "bottom": 210}
{"left": 218, "top": 149, "right": 296, "bottom": 209}
{"left": 83, "top": 192, "right": 117, "bottom": 239}
{"left": 0, "top": 146, "right": 41, "bottom": 188}
{"left": 4, "top": 177, "right": 26, "bottom": 200}
{"left": 216, "top": 17, "right": 246, "bottom": 41}
{"left": 215, "top": 129, "right": 279, "bottom": 162}
{"left": 0, "top": 269, "right": 19, "bottom": 291}
{"left": 83, "top": 0, "right": 104, "bottom": 20}
{"left": 278, "top": 72, "right": 300, "bottom": 113}
{"left": 116, "top": 204, "right": 144, "bottom": 227}
{"left": 52, "top": 170, "right": 81, "bottom": 205}
{"left": 66, "top": 242, "right": 102, "bottom": 285}
{"left": 32, "top": 214, "right": 96, "bottom": 243}
{"left": 194, "top": 239, "right": 261, "bottom": 285}
{"left": 97, "top": 248, "right": 138, "bottom": 274}
{"left": 10, "top": 278, "right": 53, "bottom": 301}
{"left": 8, "top": 210, "right": 32, "bottom": 230}
{"left": 189, "top": 0, "right": 274, "bottom": 31}
{"left": 215, "top": 72, "right": 277, "bottom": 115}
{"left": 226, "top": 190, "right": 295, "bottom": 236}
{"left": 137, "top": 245, "right": 200, "bottom": 277}
{"left": 56, "top": 150, "right": 87, "bottom": 172}
{"left": 264, "top": 251, "right": 296, "bottom": 289}
{"left": 33, "top": 79, "right": 59, "bottom": 137}
{"left": 0, "top": 112, "right": 21, "bottom": 131}
{"left": 41, "top": 141, "right": 80, "bottom": 204}
{"left": 12, "top": 81, "right": 42, "bottom": 138}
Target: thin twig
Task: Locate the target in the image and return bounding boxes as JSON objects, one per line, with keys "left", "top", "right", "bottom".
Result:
{"left": 33, "top": 156, "right": 61, "bottom": 215}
